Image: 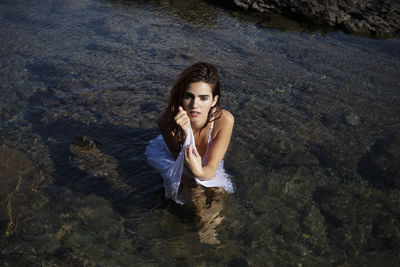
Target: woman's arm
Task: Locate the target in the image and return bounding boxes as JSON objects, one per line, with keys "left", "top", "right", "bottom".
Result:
{"left": 185, "top": 110, "right": 234, "bottom": 180}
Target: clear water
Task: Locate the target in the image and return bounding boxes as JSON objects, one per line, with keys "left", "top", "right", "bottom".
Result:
{"left": 1, "top": 0, "right": 399, "bottom": 265}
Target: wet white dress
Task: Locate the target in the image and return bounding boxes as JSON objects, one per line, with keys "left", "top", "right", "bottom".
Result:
{"left": 145, "top": 120, "right": 234, "bottom": 204}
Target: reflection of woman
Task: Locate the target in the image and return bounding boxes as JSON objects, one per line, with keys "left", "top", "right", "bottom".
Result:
{"left": 146, "top": 62, "right": 234, "bottom": 244}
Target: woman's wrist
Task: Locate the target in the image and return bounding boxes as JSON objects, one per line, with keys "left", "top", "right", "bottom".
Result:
{"left": 193, "top": 168, "right": 205, "bottom": 179}
{"left": 180, "top": 127, "right": 188, "bottom": 140}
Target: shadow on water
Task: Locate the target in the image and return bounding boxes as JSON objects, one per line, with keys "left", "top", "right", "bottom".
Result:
{"left": 25, "top": 89, "right": 165, "bottom": 214}
{"left": 357, "top": 134, "right": 400, "bottom": 190}
{"left": 18, "top": 89, "right": 211, "bottom": 265}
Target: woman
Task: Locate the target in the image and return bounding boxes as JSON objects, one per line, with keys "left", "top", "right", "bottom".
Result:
{"left": 145, "top": 62, "right": 234, "bottom": 244}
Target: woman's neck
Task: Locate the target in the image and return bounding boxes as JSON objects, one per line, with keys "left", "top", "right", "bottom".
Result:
{"left": 191, "top": 121, "right": 206, "bottom": 135}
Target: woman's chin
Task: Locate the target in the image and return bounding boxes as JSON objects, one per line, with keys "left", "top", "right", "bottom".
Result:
{"left": 190, "top": 116, "right": 206, "bottom": 126}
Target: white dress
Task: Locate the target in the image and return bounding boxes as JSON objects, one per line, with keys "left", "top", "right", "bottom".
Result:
{"left": 145, "top": 120, "right": 234, "bottom": 204}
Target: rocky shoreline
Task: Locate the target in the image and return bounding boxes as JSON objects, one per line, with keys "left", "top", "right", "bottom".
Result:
{"left": 217, "top": 0, "right": 400, "bottom": 37}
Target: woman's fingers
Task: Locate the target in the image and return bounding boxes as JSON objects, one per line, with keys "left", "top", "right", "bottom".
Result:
{"left": 191, "top": 145, "right": 198, "bottom": 156}
{"left": 184, "top": 145, "right": 192, "bottom": 159}
{"left": 174, "top": 111, "right": 184, "bottom": 121}
{"left": 184, "top": 145, "right": 203, "bottom": 177}
{"left": 174, "top": 106, "right": 187, "bottom": 120}
{"left": 185, "top": 144, "right": 198, "bottom": 158}
{"left": 176, "top": 113, "right": 189, "bottom": 124}
{"left": 176, "top": 116, "right": 189, "bottom": 130}
{"left": 184, "top": 146, "right": 191, "bottom": 168}
{"left": 185, "top": 144, "right": 192, "bottom": 158}
{"left": 185, "top": 145, "right": 190, "bottom": 158}
{"left": 174, "top": 106, "right": 190, "bottom": 132}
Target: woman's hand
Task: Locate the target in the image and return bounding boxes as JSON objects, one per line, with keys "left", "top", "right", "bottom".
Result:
{"left": 174, "top": 106, "right": 190, "bottom": 138}
{"left": 185, "top": 144, "right": 204, "bottom": 178}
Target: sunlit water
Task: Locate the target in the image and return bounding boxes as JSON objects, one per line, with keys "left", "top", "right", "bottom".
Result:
{"left": 1, "top": 0, "right": 399, "bottom": 265}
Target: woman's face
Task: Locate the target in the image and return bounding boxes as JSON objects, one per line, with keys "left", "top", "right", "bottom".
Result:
{"left": 182, "top": 82, "right": 218, "bottom": 126}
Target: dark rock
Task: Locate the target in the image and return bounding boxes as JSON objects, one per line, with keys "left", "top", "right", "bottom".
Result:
{"left": 69, "top": 141, "right": 131, "bottom": 194}
{"left": 357, "top": 135, "right": 400, "bottom": 190}
{"left": 72, "top": 136, "right": 100, "bottom": 151}
{"left": 310, "top": 144, "right": 336, "bottom": 168}
{"left": 228, "top": 256, "right": 249, "bottom": 267}
{"left": 343, "top": 112, "right": 360, "bottom": 126}
{"left": 372, "top": 214, "right": 400, "bottom": 250}
{"left": 313, "top": 184, "right": 400, "bottom": 252}
{"left": 217, "top": 0, "right": 400, "bottom": 37}
{"left": 320, "top": 111, "right": 339, "bottom": 128}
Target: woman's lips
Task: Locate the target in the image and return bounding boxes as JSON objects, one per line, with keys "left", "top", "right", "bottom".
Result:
{"left": 189, "top": 111, "right": 200, "bottom": 117}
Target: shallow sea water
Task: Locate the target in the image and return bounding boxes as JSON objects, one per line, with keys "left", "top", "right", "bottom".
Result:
{"left": 1, "top": 0, "right": 399, "bottom": 265}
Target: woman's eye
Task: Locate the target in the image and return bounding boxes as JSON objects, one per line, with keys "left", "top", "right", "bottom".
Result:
{"left": 200, "top": 97, "right": 208, "bottom": 101}
{"left": 184, "top": 95, "right": 191, "bottom": 99}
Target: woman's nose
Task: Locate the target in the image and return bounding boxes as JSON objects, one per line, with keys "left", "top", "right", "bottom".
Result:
{"left": 191, "top": 97, "right": 199, "bottom": 108}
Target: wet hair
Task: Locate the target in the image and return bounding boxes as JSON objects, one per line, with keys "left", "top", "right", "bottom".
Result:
{"left": 165, "top": 62, "right": 222, "bottom": 143}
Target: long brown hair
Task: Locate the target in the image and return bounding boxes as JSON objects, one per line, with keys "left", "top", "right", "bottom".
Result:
{"left": 164, "top": 62, "right": 222, "bottom": 144}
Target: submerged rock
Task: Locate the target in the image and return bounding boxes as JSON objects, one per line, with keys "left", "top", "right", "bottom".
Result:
{"left": 72, "top": 136, "right": 100, "bottom": 151}
{"left": 314, "top": 184, "right": 400, "bottom": 254}
{"left": 69, "top": 137, "right": 131, "bottom": 194}
{"left": 219, "top": 0, "right": 400, "bottom": 37}
{"left": 343, "top": 112, "right": 360, "bottom": 126}
{"left": 357, "top": 135, "right": 400, "bottom": 190}
{"left": 0, "top": 145, "right": 46, "bottom": 237}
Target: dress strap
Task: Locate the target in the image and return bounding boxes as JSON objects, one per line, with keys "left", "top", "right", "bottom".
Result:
{"left": 208, "top": 120, "right": 214, "bottom": 138}
{"left": 202, "top": 109, "right": 216, "bottom": 164}
{"left": 208, "top": 108, "right": 216, "bottom": 143}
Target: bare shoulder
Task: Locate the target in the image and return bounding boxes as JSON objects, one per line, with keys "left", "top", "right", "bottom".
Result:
{"left": 220, "top": 109, "right": 234, "bottom": 124}
{"left": 213, "top": 109, "right": 234, "bottom": 136}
